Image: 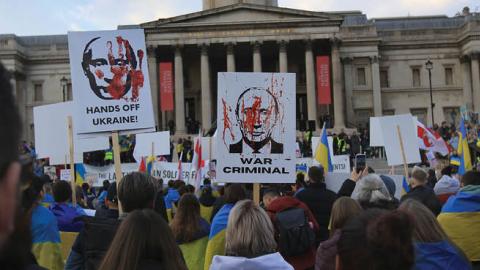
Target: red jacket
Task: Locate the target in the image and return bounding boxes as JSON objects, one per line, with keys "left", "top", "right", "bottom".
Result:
{"left": 266, "top": 196, "right": 320, "bottom": 270}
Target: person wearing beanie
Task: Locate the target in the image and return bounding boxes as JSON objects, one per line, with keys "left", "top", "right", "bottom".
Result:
{"left": 295, "top": 165, "right": 337, "bottom": 243}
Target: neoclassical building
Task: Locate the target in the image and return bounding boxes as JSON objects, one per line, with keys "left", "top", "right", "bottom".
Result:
{"left": 1, "top": 0, "right": 480, "bottom": 142}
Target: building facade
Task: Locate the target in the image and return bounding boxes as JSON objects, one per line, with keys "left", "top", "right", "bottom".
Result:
{"left": 1, "top": 1, "right": 480, "bottom": 142}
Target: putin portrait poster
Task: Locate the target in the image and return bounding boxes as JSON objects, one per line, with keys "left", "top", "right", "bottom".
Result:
{"left": 68, "top": 29, "right": 155, "bottom": 134}
{"left": 216, "top": 72, "right": 296, "bottom": 183}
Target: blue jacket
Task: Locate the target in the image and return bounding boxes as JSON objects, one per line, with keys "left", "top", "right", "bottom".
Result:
{"left": 49, "top": 203, "right": 86, "bottom": 232}
{"left": 414, "top": 240, "right": 471, "bottom": 270}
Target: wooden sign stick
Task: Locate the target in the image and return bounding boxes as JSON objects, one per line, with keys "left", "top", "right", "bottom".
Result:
{"left": 253, "top": 183, "right": 260, "bottom": 205}
{"left": 396, "top": 125, "right": 409, "bottom": 181}
{"left": 112, "top": 131, "right": 124, "bottom": 214}
{"left": 67, "top": 116, "right": 77, "bottom": 206}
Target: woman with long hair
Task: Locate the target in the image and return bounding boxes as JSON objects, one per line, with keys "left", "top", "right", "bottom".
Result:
{"left": 170, "top": 194, "right": 210, "bottom": 270}
{"left": 98, "top": 209, "right": 187, "bottom": 270}
{"left": 316, "top": 197, "right": 362, "bottom": 270}
{"left": 399, "top": 199, "right": 471, "bottom": 269}
{"left": 170, "top": 194, "right": 210, "bottom": 243}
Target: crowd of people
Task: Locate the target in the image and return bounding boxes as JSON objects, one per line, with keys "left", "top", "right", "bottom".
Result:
{"left": 1, "top": 61, "right": 480, "bottom": 270}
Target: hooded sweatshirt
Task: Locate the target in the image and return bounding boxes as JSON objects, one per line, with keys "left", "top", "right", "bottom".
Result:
{"left": 210, "top": 252, "right": 294, "bottom": 270}
{"left": 434, "top": 175, "right": 460, "bottom": 196}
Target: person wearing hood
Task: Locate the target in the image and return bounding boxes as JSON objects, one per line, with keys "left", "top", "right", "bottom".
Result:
{"left": 263, "top": 189, "right": 319, "bottom": 270}
{"left": 210, "top": 199, "right": 293, "bottom": 270}
{"left": 434, "top": 166, "right": 460, "bottom": 204}
{"left": 399, "top": 199, "right": 471, "bottom": 270}
{"left": 438, "top": 170, "right": 480, "bottom": 268}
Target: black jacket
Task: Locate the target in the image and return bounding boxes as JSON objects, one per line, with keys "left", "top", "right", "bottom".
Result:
{"left": 400, "top": 185, "right": 442, "bottom": 216}
{"left": 337, "top": 179, "right": 356, "bottom": 197}
{"left": 295, "top": 182, "right": 337, "bottom": 242}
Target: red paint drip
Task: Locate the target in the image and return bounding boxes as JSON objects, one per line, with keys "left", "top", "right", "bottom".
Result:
{"left": 243, "top": 96, "right": 262, "bottom": 136}
{"left": 222, "top": 98, "right": 235, "bottom": 146}
{"left": 130, "top": 49, "right": 144, "bottom": 101}
{"left": 95, "top": 69, "right": 104, "bottom": 79}
{"left": 107, "top": 41, "right": 114, "bottom": 65}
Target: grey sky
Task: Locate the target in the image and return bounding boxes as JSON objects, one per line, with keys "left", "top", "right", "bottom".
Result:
{"left": 0, "top": 0, "right": 478, "bottom": 36}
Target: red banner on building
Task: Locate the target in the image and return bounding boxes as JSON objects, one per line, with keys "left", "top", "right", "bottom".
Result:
{"left": 159, "top": 62, "right": 174, "bottom": 112}
{"left": 316, "top": 56, "right": 331, "bottom": 105}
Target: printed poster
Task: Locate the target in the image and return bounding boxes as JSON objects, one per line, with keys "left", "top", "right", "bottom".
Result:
{"left": 68, "top": 29, "right": 155, "bottom": 134}
{"left": 215, "top": 72, "right": 296, "bottom": 183}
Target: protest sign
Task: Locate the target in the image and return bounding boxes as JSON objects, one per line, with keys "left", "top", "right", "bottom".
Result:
{"left": 215, "top": 72, "right": 296, "bottom": 183}
{"left": 369, "top": 117, "right": 384, "bottom": 147}
{"left": 68, "top": 29, "right": 155, "bottom": 134}
{"left": 83, "top": 162, "right": 203, "bottom": 187}
{"left": 60, "top": 169, "right": 71, "bottom": 181}
{"left": 44, "top": 166, "right": 57, "bottom": 180}
{"left": 34, "top": 102, "right": 110, "bottom": 165}
{"left": 378, "top": 114, "right": 420, "bottom": 166}
{"left": 133, "top": 131, "right": 170, "bottom": 162}
{"left": 310, "top": 137, "right": 351, "bottom": 173}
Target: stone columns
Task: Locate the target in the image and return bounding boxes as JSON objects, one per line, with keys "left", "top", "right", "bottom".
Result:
{"left": 461, "top": 55, "right": 473, "bottom": 110}
{"left": 279, "top": 41, "right": 288, "bottom": 73}
{"left": 147, "top": 46, "right": 159, "bottom": 128}
{"left": 174, "top": 46, "right": 186, "bottom": 133}
{"left": 371, "top": 56, "right": 382, "bottom": 117}
{"left": 226, "top": 43, "right": 236, "bottom": 72}
{"left": 305, "top": 40, "right": 317, "bottom": 125}
{"left": 253, "top": 42, "right": 262, "bottom": 72}
{"left": 200, "top": 44, "right": 212, "bottom": 132}
{"left": 471, "top": 53, "right": 480, "bottom": 111}
{"left": 342, "top": 57, "right": 354, "bottom": 126}
{"left": 331, "top": 39, "right": 345, "bottom": 128}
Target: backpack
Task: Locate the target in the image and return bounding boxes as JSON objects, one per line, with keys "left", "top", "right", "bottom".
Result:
{"left": 275, "top": 207, "right": 316, "bottom": 257}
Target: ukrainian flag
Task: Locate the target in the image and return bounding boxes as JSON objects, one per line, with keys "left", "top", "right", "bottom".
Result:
{"left": 458, "top": 119, "right": 472, "bottom": 175}
{"left": 146, "top": 155, "right": 155, "bottom": 176}
{"left": 180, "top": 236, "right": 209, "bottom": 270}
{"left": 437, "top": 185, "right": 480, "bottom": 262}
{"left": 314, "top": 123, "right": 333, "bottom": 172}
{"left": 31, "top": 205, "right": 64, "bottom": 270}
{"left": 75, "top": 164, "right": 86, "bottom": 186}
{"left": 401, "top": 176, "right": 410, "bottom": 196}
{"left": 204, "top": 203, "right": 234, "bottom": 270}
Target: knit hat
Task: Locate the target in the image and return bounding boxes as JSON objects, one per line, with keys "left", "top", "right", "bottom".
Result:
{"left": 380, "top": 175, "right": 396, "bottom": 198}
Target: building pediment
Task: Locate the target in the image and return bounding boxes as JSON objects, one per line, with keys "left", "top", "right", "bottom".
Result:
{"left": 141, "top": 3, "right": 344, "bottom": 29}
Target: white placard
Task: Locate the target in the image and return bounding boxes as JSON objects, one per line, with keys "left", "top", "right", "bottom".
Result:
{"left": 68, "top": 29, "right": 155, "bottom": 134}
{"left": 34, "top": 102, "right": 110, "bottom": 165}
{"left": 60, "top": 169, "right": 71, "bottom": 181}
{"left": 215, "top": 72, "right": 296, "bottom": 183}
{"left": 379, "top": 114, "right": 421, "bottom": 166}
{"left": 369, "top": 117, "right": 384, "bottom": 147}
{"left": 133, "top": 131, "right": 170, "bottom": 162}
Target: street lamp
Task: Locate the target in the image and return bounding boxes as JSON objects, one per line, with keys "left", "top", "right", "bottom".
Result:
{"left": 60, "top": 76, "right": 68, "bottom": 102}
{"left": 425, "top": 60, "right": 434, "bottom": 126}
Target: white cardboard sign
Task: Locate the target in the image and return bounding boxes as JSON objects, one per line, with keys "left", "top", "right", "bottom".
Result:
{"left": 378, "top": 114, "right": 421, "bottom": 166}
{"left": 60, "top": 169, "right": 71, "bottom": 181}
{"left": 369, "top": 117, "right": 384, "bottom": 147}
{"left": 68, "top": 29, "right": 155, "bottom": 134}
{"left": 133, "top": 131, "right": 170, "bottom": 162}
{"left": 215, "top": 72, "right": 296, "bottom": 183}
{"left": 34, "top": 102, "right": 110, "bottom": 165}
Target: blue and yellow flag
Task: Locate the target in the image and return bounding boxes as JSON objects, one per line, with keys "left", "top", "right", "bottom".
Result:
{"left": 75, "top": 164, "right": 86, "bottom": 186}
{"left": 458, "top": 118, "right": 472, "bottom": 175}
{"left": 31, "top": 205, "right": 64, "bottom": 270}
{"left": 204, "top": 203, "right": 234, "bottom": 270}
{"left": 146, "top": 155, "right": 155, "bottom": 176}
{"left": 437, "top": 186, "right": 480, "bottom": 261}
{"left": 314, "top": 123, "right": 333, "bottom": 172}
{"left": 401, "top": 176, "right": 410, "bottom": 196}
